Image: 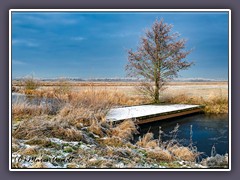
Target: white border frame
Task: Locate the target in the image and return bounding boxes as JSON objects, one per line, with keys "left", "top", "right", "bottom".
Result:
{"left": 9, "top": 9, "right": 231, "bottom": 171}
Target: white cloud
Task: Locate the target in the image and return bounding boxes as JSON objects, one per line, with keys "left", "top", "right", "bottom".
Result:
{"left": 15, "top": 13, "right": 79, "bottom": 25}
{"left": 12, "top": 39, "right": 38, "bottom": 47}
{"left": 105, "top": 31, "right": 141, "bottom": 38}
{"left": 12, "top": 60, "right": 27, "bottom": 65}
{"left": 71, "top": 36, "right": 85, "bottom": 41}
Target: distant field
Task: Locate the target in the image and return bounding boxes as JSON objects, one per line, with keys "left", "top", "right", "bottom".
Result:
{"left": 13, "top": 81, "right": 228, "bottom": 100}
{"left": 13, "top": 80, "right": 228, "bottom": 86}
{"left": 162, "top": 81, "right": 228, "bottom": 100}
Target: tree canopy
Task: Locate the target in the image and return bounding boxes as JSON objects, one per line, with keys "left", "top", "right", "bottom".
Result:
{"left": 126, "top": 18, "right": 193, "bottom": 103}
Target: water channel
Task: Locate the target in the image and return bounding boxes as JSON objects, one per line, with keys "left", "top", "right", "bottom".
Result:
{"left": 136, "top": 113, "right": 229, "bottom": 157}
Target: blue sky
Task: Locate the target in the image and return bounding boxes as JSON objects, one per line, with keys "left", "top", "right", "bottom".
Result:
{"left": 11, "top": 11, "right": 229, "bottom": 80}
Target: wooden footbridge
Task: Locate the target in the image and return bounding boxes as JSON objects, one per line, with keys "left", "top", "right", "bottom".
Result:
{"left": 106, "top": 104, "right": 203, "bottom": 124}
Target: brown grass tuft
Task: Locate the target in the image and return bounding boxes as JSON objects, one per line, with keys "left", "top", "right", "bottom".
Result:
{"left": 66, "top": 163, "right": 78, "bottom": 168}
{"left": 12, "top": 101, "right": 51, "bottom": 120}
{"left": 25, "top": 137, "right": 56, "bottom": 147}
{"left": 20, "top": 147, "right": 38, "bottom": 155}
{"left": 52, "top": 126, "right": 83, "bottom": 141}
{"left": 168, "top": 145, "right": 196, "bottom": 161}
{"left": 204, "top": 95, "right": 228, "bottom": 114}
{"left": 88, "top": 119, "right": 104, "bottom": 137}
{"left": 112, "top": 120, "right": 138, "bottom": 141}
{"left": 147, "top": 149, "right": 173, "bottom": 162}
{"left": 136, "top": 133, "right": 158, "bottom": 148}
{"left": 98, "top": 137, "right": 124, "bottom": 147}
{"left": 13, "top": 116, "right": 83, "bottom": 141}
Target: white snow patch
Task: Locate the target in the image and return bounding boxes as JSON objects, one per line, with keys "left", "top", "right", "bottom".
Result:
{"left": 80, "top": 144, "right": 91, "bottom": 150}
{"left": 44, "top": 162, "right": 59, "bottom": 168}
{"left": 21, "top": 162, "right": 32, "bottom": 168}
{"left": 49, "top": 138, "right": 79, "bottom": 146}
{"left": 12, "top": 92, "right": 26, "bottom": 96}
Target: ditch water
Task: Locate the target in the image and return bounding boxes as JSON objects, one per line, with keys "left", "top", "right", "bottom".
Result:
{"left": 12, "top": 93, "right": 229, "bottom": 158}
{"left": 12, "top": 93, "right": 63, "bottom": 113}
{"left": 136, "top": 113, "right": 229, "bottom": 158}
{"left": 12, "top": 93, "right": 57, "bottom": 105}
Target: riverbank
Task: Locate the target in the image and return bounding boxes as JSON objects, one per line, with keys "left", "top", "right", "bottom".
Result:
{"left": 12, "top": 117, "right": 228, "bottom": 169}
{"left": 163, "top": 94, "right": 228, "bottom": 114}
{"left": 12, "top": 135, "right": 228, "bottom": 169}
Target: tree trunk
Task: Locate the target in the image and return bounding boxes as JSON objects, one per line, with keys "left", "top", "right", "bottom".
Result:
{"left": 154, "top": 77, "right": 160, "bottom": 103}
{"left": 154, "top": 33, "right": 161, "bottom": 104}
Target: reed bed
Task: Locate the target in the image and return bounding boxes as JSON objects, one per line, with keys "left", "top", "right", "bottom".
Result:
{"left": 164, "top": 93, "right": 228, "bottom": 114}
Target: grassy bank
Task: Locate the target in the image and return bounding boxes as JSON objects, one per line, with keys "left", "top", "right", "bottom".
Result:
{"left": 12, "top": 90, "right": 201, "bottom": 168}
{"left": 11, "top": 83, "right": 229, "bottom": 168}
{"left": 163, "top": 94, "right": 228, "bottom": 114}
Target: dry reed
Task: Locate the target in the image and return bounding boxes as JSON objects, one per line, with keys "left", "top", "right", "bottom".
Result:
{"left": 165, "top": 93, "right": 228, "bottom": 114}
{"left": 12, "top": 101, "right": 51, "bottom": 120}
{"left": 136, "top": 133, "right": 158, "bottom": 149}
{"left": 168, "top": 145, "right": 196, "bottom": 161}
{"left": 112, "top": 120, "right": 138, "bottom": 141}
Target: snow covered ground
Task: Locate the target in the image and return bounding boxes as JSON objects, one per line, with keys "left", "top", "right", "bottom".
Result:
{"left": 106, "top": 104, "right": 201, "bottom": 122}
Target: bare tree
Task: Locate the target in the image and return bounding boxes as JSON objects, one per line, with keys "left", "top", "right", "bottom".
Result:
{"left": 126, "top": 18, "right": 193, "bottom": 103}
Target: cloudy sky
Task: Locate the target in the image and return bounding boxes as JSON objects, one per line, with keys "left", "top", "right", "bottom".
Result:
{"left": 11, "top": 11, "right": 229, "bottom": 80}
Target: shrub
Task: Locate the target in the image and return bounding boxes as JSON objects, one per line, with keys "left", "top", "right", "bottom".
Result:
{"left": 23, "top": 76, "right": 39, "bottom": 91}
